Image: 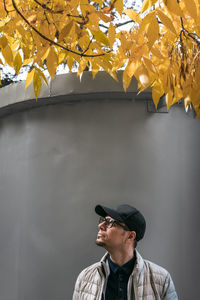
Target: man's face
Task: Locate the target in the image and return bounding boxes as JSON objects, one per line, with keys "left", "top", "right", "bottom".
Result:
{"left": 96, "top": 216, "right": 130, "bottom": 251}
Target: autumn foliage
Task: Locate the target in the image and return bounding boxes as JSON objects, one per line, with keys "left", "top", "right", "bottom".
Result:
{"left": 0, "top": 0, "right": 200, "bottom": 116}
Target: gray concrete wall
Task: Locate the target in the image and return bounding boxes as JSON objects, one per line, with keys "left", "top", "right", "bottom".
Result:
{"left": 0, "top": 74, "right": 200, "bottom": 300}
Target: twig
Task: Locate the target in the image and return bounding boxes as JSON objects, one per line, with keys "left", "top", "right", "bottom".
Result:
{"left": 116, "top": 20, "right": 134, "bottom": 28}
{"left": 33, "top": 0, "right": 83, "bottom": 19}
{"left": 81, "top": 36, "right": 94, "bottom": 56}
{"left": 11, "top": 0, "right": 111, "bottom": 58}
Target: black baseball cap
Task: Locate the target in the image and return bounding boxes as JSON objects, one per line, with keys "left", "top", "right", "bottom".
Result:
{"left": 95, "top": 204, "right": 146, "bottom": 241}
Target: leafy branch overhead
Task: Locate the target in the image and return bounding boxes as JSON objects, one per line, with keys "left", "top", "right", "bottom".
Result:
{"left": 0, "top": 0, "right": 200, "bottom": 117}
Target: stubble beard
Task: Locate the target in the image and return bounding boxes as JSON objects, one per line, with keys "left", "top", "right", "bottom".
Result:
{"left": 95, "top": 239, "right": 106, "bottom": 247}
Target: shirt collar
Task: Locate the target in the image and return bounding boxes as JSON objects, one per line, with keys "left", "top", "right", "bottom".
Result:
{"left": 107, "top": 254, "right": 136, "bottom": 275}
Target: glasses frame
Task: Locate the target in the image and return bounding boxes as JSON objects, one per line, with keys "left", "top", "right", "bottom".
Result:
{"left": 98, "top": 216, "right": 130, "bottom": 231}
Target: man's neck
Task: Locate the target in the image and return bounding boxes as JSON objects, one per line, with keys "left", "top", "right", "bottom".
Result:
{"left": 108, "top": 248, "right": 135, "bottom": 267}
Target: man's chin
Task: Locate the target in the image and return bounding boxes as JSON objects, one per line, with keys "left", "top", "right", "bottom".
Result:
{"left": 95, "top": 240, "right": 106, "bottom": 247}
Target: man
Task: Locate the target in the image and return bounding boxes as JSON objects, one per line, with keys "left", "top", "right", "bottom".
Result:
{"left": 73, "top": 204, "right": 178, "bottom": 300}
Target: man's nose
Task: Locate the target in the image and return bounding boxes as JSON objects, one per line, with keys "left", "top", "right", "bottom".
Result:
{"left": 98, "top": 221, "right": 106, "bottom": 230}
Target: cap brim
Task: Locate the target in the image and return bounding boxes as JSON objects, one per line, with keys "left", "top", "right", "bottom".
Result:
{"left": 95, "top": 205, "right": 124, "bottom": 222}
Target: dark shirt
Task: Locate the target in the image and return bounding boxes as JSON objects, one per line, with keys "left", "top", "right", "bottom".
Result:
{"left": 105, "top": 255, "right": 136, "bottom": 300}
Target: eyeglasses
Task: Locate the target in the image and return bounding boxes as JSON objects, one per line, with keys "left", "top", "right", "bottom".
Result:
{"left": 98, "top": 217, "right": 129, "bottom": 231}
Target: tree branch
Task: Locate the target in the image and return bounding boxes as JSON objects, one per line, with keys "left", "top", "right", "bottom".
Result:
{"left": 81, "top": 36, "right": 94, "bottom": 56}
{"left": 116, "top": 20, "right": 134, "bottom": 28}
{"left": 99, "top": 19, "right": 135, "bottom": 31}
{"left": 99, "top": 23, "right": 108, "bottom": 30}
{"left": 3, "top": 0, "right": 15, "bottom": 14}
{"left": 11, "top": 0, "right": 111, "bottom": 58}
{"left": 33, "top": 0, "right": 83, "bottom": 19}
{"left": 180, "top": 17, "right": 200, "bottom": 45}
{"left": 3, "top": 0, "right": 9, "bottom": 15}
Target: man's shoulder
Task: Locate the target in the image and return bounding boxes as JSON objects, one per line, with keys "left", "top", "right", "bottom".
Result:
{"left": 135, "top": 254, "right": 178, "bottom": 299}
{"left": 77, "top": 261, "right": 102, "bottom": 280}
{"left": 143, "top": 258, "right": 170, "bottom": 280}
{"left": 73, "top": 261, "right": 104, "bottom": 299}
{"left": 136, "top": 251, "right": 169, "bottom": 278}
{"left": 76, "top": 253, "right": 108, "bottom": 283}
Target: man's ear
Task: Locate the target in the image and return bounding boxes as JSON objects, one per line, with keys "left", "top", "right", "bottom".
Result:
{"left": 128, "top": 231, "right": 136, "bottom": 240}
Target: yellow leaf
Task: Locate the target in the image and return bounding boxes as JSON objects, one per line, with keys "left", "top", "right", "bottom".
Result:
{"left": 58, "top": 51, "right": 66, "bottom": 64}
{"left": 33, "top": 70, "right": 42, "bottom": 100}
{"left": 152, "top": 81, "right": 164, "bottom": 108}
{"left": 99, "top": 12, "right": 114, "bottom": 23}
{"left": 58, "top": 20, "right": 74, "bottom": 43}
{"left": 16, "top": 25, "right": 27, "bottom": 39}
{"left": 108, "top": 23, "right": 115, "bottom": 48}
{"left": 124, "top": 9, "right": 141, "bottom": 24}
{"left": 114, "top": 0, "right": 124, "bottom": 16}
{"left": 139, "top": 11, "right": 156, "bottom": 33}
{"left": 78, "top": 34, "right": 90, "bottom": 51}
{"left": 143, "top": 57, "right": 156, "bottom": 73}
{"left": 0, "top": 2, "right": 7, "bottom": 18}
{"left": 120, "top": 32, "right": 131, "bottom": 53}
{"left": 164, "top": 0, "right": 184, "bottom": 17}
{"left": 88, "top": 12, "right": 100, "bottom": 31}
{"left": 36, "top": 68, "right": 48, "bottom": 86}
{"left": 112, "top": 47, "right": 127, "bottom": 71}
{"left": 77, "top": 58, "right": 88, "bottom": 77}
{"left": 27, "top": 14, "right": 37, "bottom": 24}
{"left": 95, "top": 56, "right": 112, "bottom": 72}
{"left": 0, "top": 36, "right": 8, "bottom": 49}
{"left": 67, "top": 55, "right": 74, "bottom": 72}
{"left": 189, "top": 86, "right": 200, "bottom": 106}
{"left": 151, "top": 46, "right": 164, "bottom": 59}
{"left": 2, "top": 45, "right": 13, "bottom": 66}
{"left": 46, "top": 47, "right": 58, "bottom": 79}
{"left": 103, "top": 53, "right": 113, "bottom": 69}
{"left": 140, "top": 0, "right": 159, "bottom": 13}
{"left": 160, "top": 70, "right": 168, "bottom": 93}
{"left": 195, "top": 25, "right": 200, "bottom": 37}
{"left": 31, "top": 31, "right": 43, "bottom": 48}
{"left": 0, "top": 58, "right": 4, "bottom": 65}
{"left": 156, "top": 9, "right": 177, "bottom": 35}
{"left": 10, "top": 40, "right": 20, "bottom": 51}
{"left": 93, "top": 31, "right": 109, "bottom": 46}
{"left": 126, "top": 60, "right": 139, "bottom": 78}
{"left": 194, "top": 107, "right": 200, "bottom": 118}
{"left": 80, "top": 0, "right": 89, "bottom": 15}
{"left": 165, "top": 90, "right": 173, "bottom": 111}
{"left": 146, "top": 14, "right": 159, "bottom": 49}
{"left": 34, "top": 56, "right": 43, "bottom": 69}
{"left": 137, "top": 64, "right": 150, "bottom": 88}
{"left": 41, "top": 47, "right": 50, "bottom": 62}
{"left": 39, "top": 21, "right": 51, "bottom": 40}
{"left": 13, "top": 52, "right": 22, "bottom": 75}
{"left": 25, "top": 68, "right": 35, "bottom": 89}
{"left": 182, "top": 0, "right": 197, "bottom": 20}
{"left": 95, "top": 0, "right": 104, "bottom": 7}
{"left": 123, "top": 68, "right": 132, "bottom": 91}
{"left": 91, "top": 61, "right": 100, "bottom": 78}
{"left": 110, "top": 71, "right": 118, "bottom": 82}
{"left": 23, "top": 58, "right": 33, "bottom": 66}
{"left": 36, "top": 46, "right": 49, "bottom": 62}
{"left": 184, "top": 96, "right": 191, "bottom": 111}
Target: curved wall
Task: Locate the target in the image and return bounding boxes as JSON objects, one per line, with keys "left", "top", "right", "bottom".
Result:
{"left": 0, "top": 72, "right": 200, "bottom": 300}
